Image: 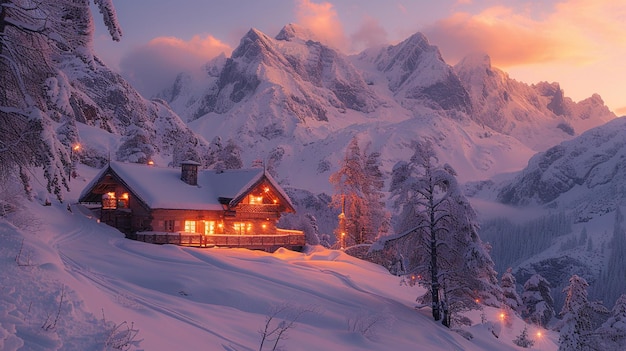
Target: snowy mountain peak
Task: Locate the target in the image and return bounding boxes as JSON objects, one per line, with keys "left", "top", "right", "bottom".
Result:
{"left": 358, "top": 31, "right": 471, "bottom": 113}
{"left": 456, "top": 52, "right": 492, "bottom": 70}
{"left": 454, "top": 52, "right": 615, "bottom": 150}
{"left": 231, "top": 27, "right": 280, "bottom": 63}
{"left": 275, "top": 23, "right": 318, "bottom": 43}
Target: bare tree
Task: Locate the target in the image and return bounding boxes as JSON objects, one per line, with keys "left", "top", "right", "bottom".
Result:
{"left": 258, "top": 303, "right": 313, "bottom": 351}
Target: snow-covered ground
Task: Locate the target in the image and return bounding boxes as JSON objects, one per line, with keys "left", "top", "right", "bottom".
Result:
{"left": 0, "top": 171, "right": 558, "bottom": 350}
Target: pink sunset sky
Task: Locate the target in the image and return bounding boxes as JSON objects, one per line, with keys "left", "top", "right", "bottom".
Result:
{"left": 92, "top": 0, "right": 626, "bottom": 115}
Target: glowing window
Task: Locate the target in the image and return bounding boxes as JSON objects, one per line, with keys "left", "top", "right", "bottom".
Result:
{"left": 102, "top": 192, "right": 116, "bottom": 209}
{"left": 248, "top": 194, "right": 264, "bottom": 204}
{"left": 233, "top": 222, "right": 252, "bottom": 234}
{"left": 184, "top": 220, "right": 196, "bottom": 233}
{"left": 204, "top": 221, "right": 215, "bottom": 235}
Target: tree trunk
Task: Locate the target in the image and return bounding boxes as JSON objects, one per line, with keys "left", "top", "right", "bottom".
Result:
{"left": 429, "top": 182, "right": 441, "bottom": 321}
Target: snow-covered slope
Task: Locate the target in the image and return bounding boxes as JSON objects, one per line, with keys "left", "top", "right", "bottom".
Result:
{"left": 471, "top": 118, "right": 626, "bottom": 311}
{"left": 497, "top": 117, "right": 626, "bottom": 223}
{"left": 0, "top": 187, "right": 559, "bottom": 350}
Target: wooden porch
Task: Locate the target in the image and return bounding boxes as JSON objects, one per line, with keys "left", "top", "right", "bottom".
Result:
{"left": 132, "top": 229, "right": 305, "bottom": 252}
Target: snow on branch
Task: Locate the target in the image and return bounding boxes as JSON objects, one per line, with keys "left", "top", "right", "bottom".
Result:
{"left": 93, "top": 0, "right": 122, "bottom": 41}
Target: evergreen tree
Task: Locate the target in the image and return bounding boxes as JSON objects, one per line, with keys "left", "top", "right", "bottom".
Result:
{"left": 513, "top": 325, "right": 535, "bottom": 348}
{"left": 388, "top": 140, "right": 501, "bottom": 327}
{"left": 521, "top": 273, "right": 555, "bottom": 327}
{"left": 329, "top": 136, "right": 388, "bottom": 246}
{"left": 595, "top": 294, "right": 626, "bottom": 350}
{"left": 603, "top": 208, "right": 626, "bottom": 306}
{"left": 558, "top": 275, "right": 608, "bottom": 351}
{"left": 1, "top": 0, "right": 121, "bottom": 200}
{"left": 362, "top": 145, "right": 391, "bottom": 240}
{"left": 212, "top": 138, "right": 242, "bottom": 172}
{"left": 501, "top": 267, "right": 523, "bottom": 314}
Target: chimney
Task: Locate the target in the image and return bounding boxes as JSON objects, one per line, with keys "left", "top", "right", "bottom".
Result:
{"left": 180, "top": 160, "right": 200, "bottom": 186}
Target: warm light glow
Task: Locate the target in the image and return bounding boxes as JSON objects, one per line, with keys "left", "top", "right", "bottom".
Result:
{"left": 273, "top": 199, "right": 277, "bottom": 204}
{"left": 475, "top": 299, "right": 480, "bottom": 304}
{"left": 262, "top": 224, "right": 267, "bottom": 229}
{"left": 256, "top": 196, "right": 263, "bottom": 203}
{"left": 121, "top": 193, "right": 129, "bottom": 200}
{"left": 264, "top": 187, "right": 270, "bottom": 193}
{"left": 184, "top": 220, "right": 196, "bottom": 233}
{"left": 536, "top": 331, "right": 542, "bottom": 338}
{"left": 73, "top": 144, "right": 81, "bottom": 151}
{"left": 341, "top": 232, "right": 345, "bottom": 237}
{"left": 499, "top": 312, "right": 505, "bottom": 320}
{"left": 218, "top": 223, "right": 223, "bottom": 228}
{"left": 204, "top": 221, "right": 215, "bottom": 235}
{"left": 147, "top": 160, "right": 154, "bottom": 166}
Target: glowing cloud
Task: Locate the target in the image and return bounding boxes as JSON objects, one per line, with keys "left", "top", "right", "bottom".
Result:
{"left": 422, "top": 0, "right": 626, "bottom": 68}
{"left": 295, "top": 0, "right": 348, "bottom": 50}
{"left": 120, "top": 35, "right": 232, "bottom": 98}
{"left": 350, "top": 16, "right": 388, "bottom": 50}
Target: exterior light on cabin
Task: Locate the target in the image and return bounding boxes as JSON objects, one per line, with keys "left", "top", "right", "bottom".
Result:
{"left": 264, "top": 187, "right": 270, "bottom": 193}
{"left": 147, "top": 160, "right": 154, "bottom": 166}
{"left": 273, "top": 199, "right": 277, "bottom": 204}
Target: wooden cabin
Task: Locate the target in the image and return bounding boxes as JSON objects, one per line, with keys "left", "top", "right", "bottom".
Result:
{"left": 78, "top": 161, "right": 305, "bottom": 251}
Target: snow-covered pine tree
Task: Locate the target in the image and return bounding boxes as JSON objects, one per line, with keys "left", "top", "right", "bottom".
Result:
{"left": 595, "top": 294, "right": 626, "bottom": 350}
{"left": 329, "top": 136, "right": 385, "bottom": 246}
{"left": 116, "top": 124, "right": 155, "bottom": 164}
{"left": 278, "top": 212, "right": 321, "bottom": 246}
{"left": 502, "top": 267, "right": 523, "bottom": 314}
{"left": 603, "top": 208, "right": 626, "bottom": 307}
{"left": 557, "top": 275, "right": 608, "bottom": 351}
{"left": 521, "top": 273, "right": 555, "bottom": 327}
{"left": 0, "top": 0, "right": 121, "bottom": 201}
{"left": 362, "top": 145, "right": 391, "bottom": 240}
{"left": 388, "top": 140, "right": 501, "bottom": 327}
{"left": 210, "top": 137, "right": 242, "bottom": 172}
{"left": 512, "top": 325, "right": 535, "bottom": 348}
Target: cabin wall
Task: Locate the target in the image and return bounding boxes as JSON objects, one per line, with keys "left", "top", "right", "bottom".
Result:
{"left": 147, "top": 209, "right": 280, "bottom": 235}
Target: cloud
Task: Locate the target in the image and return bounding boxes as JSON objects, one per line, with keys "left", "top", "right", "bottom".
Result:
{"left": 350, "top": 16, "right": 388, "bottom": 51}
{"left": 120, "top": 35, "right": 232, "bottom": 98}
{"left": 421, "top": 0, "right": 626, "bottom": 67}
{"left": 295, "top": 0, "right": 349, "bottom": 50}
{"left": 616, "top": 106, "right": 626, "bottom": 117}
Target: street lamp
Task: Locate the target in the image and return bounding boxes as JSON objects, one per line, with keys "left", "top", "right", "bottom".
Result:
{"left": 70, "top": 143, "right": 81, "bottom": 181}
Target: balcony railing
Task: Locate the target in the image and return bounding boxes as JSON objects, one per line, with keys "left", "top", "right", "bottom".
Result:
{"left": 133, "top": 230, "right": 305, "bottom": 252}
{"left": 235, "top": 204, "right": 281, "bottom": 213}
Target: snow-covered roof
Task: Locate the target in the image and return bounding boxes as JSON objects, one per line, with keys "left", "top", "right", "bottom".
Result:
{"left": 80, "top": 162, "right": 294, "bottom": 211}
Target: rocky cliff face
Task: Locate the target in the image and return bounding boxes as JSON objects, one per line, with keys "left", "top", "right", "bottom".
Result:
{"left": 170, "top": 24, "right": 381, "bottom": 126}
{"left": 498, "top": 117, "right": 626, "bottom": 222}
{"left": 357, "top": 32, "right": 472, "bottom": 114}
{"left": 454, "top": 53, "right": 615, "bottom": 150}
